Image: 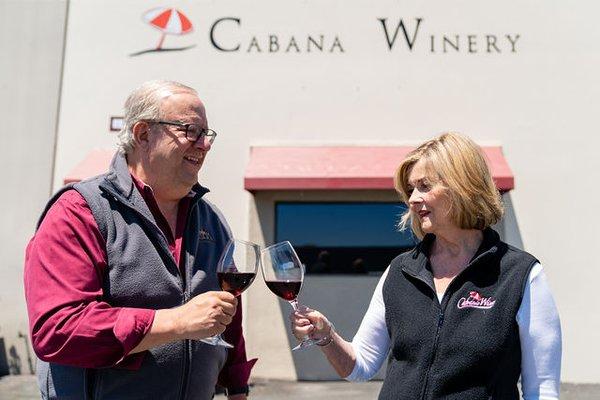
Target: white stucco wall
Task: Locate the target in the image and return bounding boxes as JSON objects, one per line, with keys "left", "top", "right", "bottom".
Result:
{"left": 3, "top": 0, "right": 598, "bottom": 383}
{"left": 0, "top": 0, "right": 68, "bottom": 375}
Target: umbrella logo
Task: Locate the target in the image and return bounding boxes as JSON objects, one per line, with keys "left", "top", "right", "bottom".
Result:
{"left": 469, "top": 291, "right": 482, "bottom": 301}
{"left": 130, "top": 7, "right": 196, "bottom": 56}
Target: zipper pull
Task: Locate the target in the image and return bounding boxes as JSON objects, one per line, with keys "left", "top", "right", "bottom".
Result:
{"left": 438, "top": 313, "right": 444, "bottom": 328}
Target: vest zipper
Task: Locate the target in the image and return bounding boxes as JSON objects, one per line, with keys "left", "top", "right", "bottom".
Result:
{"left": 420, "top": 310, "right": 444, "bottom": 400}
{"left": 407, "top": 252, "right": 491, "bottom": 400}
{"left": 178, "top": 290, "right": 191, "bottom": 399}
{"left": 178, "top": 294, "right": 190, "bottom": 400}
{"left": 179, "top": 229, "right": 192, "bottom": 400}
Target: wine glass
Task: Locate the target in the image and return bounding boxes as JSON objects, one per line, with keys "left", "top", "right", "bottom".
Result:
{"left": 201, "top": 239, "right": 260, "bottom": 348}
{"left": 260, "top": 241, "right": 318, "bottom": 351}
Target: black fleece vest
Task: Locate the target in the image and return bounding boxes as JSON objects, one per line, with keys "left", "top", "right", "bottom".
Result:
{"left": 35, "top": 153, "right": 229, "bottom": 400}
{"left": 379, "top": 228, "right": 537, "bottom": 400}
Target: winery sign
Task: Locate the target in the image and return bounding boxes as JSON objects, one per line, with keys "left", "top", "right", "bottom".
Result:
{"left": 131, "top": 7, "right": 521, "bottom": 56}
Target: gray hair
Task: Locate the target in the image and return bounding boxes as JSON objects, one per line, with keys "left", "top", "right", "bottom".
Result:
{"left": 117, "top": 80, "right": 197, "bottom": 154}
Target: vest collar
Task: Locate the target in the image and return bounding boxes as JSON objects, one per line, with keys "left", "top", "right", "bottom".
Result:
{"left": 401, "top": 227, "right": 501, "bottom": 282}
{"left": 102, "top": 152, "right": 210, "bottom": 205}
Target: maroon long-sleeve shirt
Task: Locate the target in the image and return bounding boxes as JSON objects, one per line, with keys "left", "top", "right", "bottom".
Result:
{"left": 24, "top": 175, "right": 256, "bottom": 389}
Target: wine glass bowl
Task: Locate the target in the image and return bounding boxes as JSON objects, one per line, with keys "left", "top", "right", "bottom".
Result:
{"left": 264, "top": 280, "right": 302, "bottom": 301}
{"left": 218, "top": 270, "right": 256, "bottom": 297}
{"left": 260, "top": 241, "right": 318, "bottom": 351}
{"left": 216, "top": 238, "right": 259, "bottom": 297}
{"left": 201, "top": 238, "right": 259, "bottom": 348}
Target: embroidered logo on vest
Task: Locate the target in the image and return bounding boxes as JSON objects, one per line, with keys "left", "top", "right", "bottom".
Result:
{"left": 457, "top": 291, "right": 496, "bottom": 309}
{"left": 198, "top": 229, "right": 214, "bottom": 241}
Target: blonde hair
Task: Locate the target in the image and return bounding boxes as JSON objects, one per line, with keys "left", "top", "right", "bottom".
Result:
{"left": 394, "top": 132, "right": 504, "bottom": 239}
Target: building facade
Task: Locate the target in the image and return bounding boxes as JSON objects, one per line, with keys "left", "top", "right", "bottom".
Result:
{"left": 1, "top": 0, "right": 599, "bottom": 384}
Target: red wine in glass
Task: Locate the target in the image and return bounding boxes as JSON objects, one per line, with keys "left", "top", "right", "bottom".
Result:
{"left": 202, "top": 239, "right": 260, "bottom": 348}
{"left": 264, "top": 280, "right": 302, "bottom": 301}
{"left": 218, "top": 271, "right": 257, "bottom": 297}
{"left": 261, "top": 241, "right": 319, "bottom": 351}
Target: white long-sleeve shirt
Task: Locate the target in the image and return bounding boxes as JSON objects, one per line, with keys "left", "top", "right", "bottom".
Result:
{"left": 346, "top": 262, "right": 562, "bottom": 400}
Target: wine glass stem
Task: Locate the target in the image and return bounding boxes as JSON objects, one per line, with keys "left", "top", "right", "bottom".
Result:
{"left": 289, "top": 299, "right": 300, "bottom": 311}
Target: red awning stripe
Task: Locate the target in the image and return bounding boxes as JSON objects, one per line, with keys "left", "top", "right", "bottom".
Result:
{"left": 63, "top": 149, "right": 114, "bottom": 185}
{"left": 62, "top": 146, "right": 515, "bottom": 192}
{"left": 244, "top": 146, "right": 514, "bottom": 191}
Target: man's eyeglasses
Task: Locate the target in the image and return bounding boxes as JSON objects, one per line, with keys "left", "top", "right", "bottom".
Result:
{"left": 147, "top": 120, "right": 217, "bottom": 145}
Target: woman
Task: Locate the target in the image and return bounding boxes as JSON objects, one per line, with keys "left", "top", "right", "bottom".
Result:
{"left": 291, "top": 132, "right": 561, "bottom": 399}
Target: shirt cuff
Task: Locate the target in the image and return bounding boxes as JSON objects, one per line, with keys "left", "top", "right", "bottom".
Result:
{"left": 221, "top": 358, "right": 258, "bottom": 389}
{"left": 112, "top": 308, "right": 155, "bottom": 367}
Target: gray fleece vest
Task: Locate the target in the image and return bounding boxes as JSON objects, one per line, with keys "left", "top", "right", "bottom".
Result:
{"left": 36, "top": 153, "right": 230, "bottom": 400}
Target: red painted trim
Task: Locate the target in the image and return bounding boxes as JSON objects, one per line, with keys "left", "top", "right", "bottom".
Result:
{"left": 62, "top": 146, "right": 515, "bottom": 192}
{"left": 244, "top": 177, "right": 394, "bottom": 190}
{"left": 63, "top": 149, "right": 114, "bottom": 185}
{"left": 244, "top": 146, "right": 514, "bottom": 192}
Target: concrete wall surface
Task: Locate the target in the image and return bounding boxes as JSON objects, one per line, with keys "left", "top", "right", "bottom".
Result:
{"left": 1, "top": 0, "right": 599, "bottom": 384}
{"left": 0, "top": 0, "right": 68, "bottom": 375}
{"left": 248, "top": 190, "right": 398, "bottom": 380}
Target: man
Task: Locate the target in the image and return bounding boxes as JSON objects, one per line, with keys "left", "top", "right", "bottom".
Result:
{"left": 24, "top": 80, "right": 256, "bottom": 399}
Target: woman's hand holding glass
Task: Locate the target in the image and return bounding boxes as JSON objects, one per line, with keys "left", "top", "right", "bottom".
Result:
{"left": 290, "top": 307, "right": 334, "bottom": 345}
